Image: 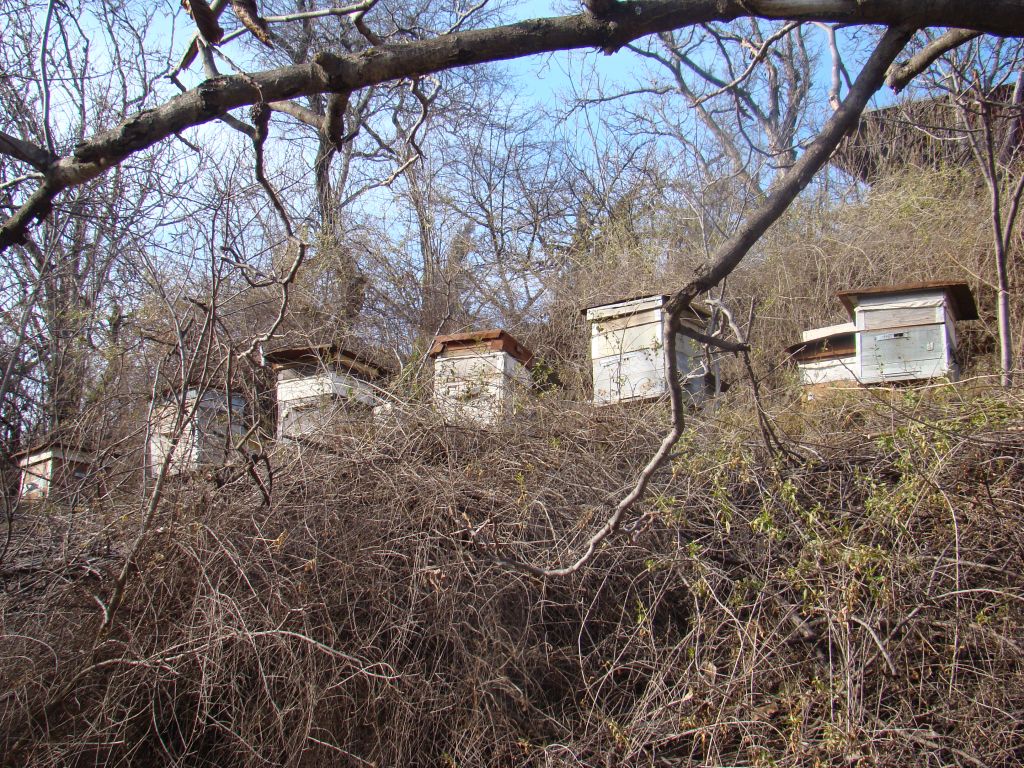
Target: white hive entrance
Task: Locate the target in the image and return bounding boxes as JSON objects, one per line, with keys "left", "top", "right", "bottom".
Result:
{"left": 584, "top": 295, "right": 712, "bottom": 406}
{"left": 428, "top": 330, "right": 534, "bottom": 426}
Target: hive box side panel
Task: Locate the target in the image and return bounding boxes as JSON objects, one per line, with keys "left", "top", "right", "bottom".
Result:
{"left": 592, "top": 348, "right": 667, "bottom": 404}
{"left": 277, "top": 370, "right": 377, "bottom": 406}
{"left": 585, "top": 296, "right": 666, "bottom": 323}
{"left": 675, "top": 328, "right": 711, "bottom": 401}
{"left": 18, "top": 457, "right": 52, "bottom": 500}
{"left": 589, "top": 307, "right": 669, "bottom": 405}
{"left": 149, "top": 424, "right": 201, "bottom": 476}
{"left": 434, "top": 352, "right": 509, "bottom": 426}
{"left": 860, "top": 304, "right": 944, "bottom": 331}
{"left": 798, "top": 356, "right": 859, "bottom": 386}
{"left": 859, "top": 325, "right": 951, "bottom": 383}
{"left": 590, "top": 309, "right": 663, "bottom": 358}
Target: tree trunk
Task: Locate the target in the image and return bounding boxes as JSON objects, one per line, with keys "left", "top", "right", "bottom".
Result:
{"left": 996, "top": 238, "right": 1014, "bottom": 386}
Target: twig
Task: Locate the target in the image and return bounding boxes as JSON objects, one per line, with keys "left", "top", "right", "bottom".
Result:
{"left": 850, "top": 614, "right": 898, "bottom": 675}
{"left": 691, "top": 22, "right": 801, "bottom": 107}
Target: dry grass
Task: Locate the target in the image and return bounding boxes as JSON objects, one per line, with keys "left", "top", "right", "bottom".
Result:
{"left": 1, "top": 384, "right": 1023, "bottom": 767}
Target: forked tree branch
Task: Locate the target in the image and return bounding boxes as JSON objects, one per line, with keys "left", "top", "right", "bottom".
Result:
{"left": 493, "top": 25, "right": 913, "bottom": 579}
{"left": 668, "top": 25, "right": 915, "bottom": 315}
{"left": 0, "top": 131, "right": 54, "bottom": 171}
{"left": 691, "top": 21, "right": 801, "bottom": 107}
{"left": 886, "top": 28, "right": 982, "bottom": 92}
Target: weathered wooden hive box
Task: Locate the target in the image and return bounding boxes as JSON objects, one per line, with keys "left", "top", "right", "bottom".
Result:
{"left": 15, "top": 442, "right": 97, "bottom": 504}
{"left": 584, "top": 295, "right": 711, "bottom": 406}
{"left": 836, "top": 281, "right": 978, "bottom": 385}
{"left": 428, "top": 330, "right": 533, "bottom": 426}
{"left": 265, "top": 344, "right": 390, "bottom": 441}
{"left": 148, "top": 387, "right": 247, "bottom": 475}
{"left": 786, "top": 322, "right": 858, "bottom": 399}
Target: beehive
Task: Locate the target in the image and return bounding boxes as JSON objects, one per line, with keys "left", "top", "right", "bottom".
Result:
{"left": 785, "top": 322, "right": 858, "bottom": 398}
{"left": 15, "top": 442, "right": 98, "bottom": 505}
{"left": 584, "top": 295, "right": 712, "bottom": 406}
{"left": 265, "top": 344, "right": 390, "bottom": 441}
{"left": 428, "top": 330, "right": 533, "bottom": 426}
{"left": 836, "top": 281, "right": 978, "bottom": 384}
{"left": 148, "top": 387, "right": 247, "bottom": 475}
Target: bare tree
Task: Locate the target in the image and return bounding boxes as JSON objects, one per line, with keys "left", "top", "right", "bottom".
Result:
{"left": 942, "top": 39, "right": 1024, "bottom": 386}
{"left": 2, "top": 2, "right": 1021, "bottom": 254}
{"left": 0, "top": 0, "right": 179, "bottom": 440}
{"left": 623, "top": 20, "right": 812, "bottom": 186}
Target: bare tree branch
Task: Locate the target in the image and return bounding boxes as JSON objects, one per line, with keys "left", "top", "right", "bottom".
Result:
{"left": 172, "top": 0, "right": 229, "bottom": 74}
{"left": 0, "top": 131, "right": 53, "bottom": 171}
{"left": 323, "top": 90, "right": 352, "bottom": 150}
{"left": 489, "top": 29, "right": 912, "bottom": 578}
{"left": 668, "top": 25, "right": 915, "bottom": 316}
{"left": 231, "top": 0, "right": 272, "bottom": 47}
{"left": 352, "top": 0, "right": 382, "bottom": 46}
{"left": 886, "top": 28, "right": 982, "bottom": 92}
{"left": 0, "top": 2, "right": 1019, "bottom": 250}
{"left": 691, "top": 21, "right": 801, "bottom": 107}
{"left": 267, "top": 99, "right": 323, "bottom": 128}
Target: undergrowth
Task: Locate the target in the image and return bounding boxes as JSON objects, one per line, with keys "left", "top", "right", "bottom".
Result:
{"left": 1, "top": 385, "right": 1023, "bottom": 767}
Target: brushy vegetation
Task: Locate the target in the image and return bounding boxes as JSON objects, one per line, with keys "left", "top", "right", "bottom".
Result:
{"left": 1, "top": 382, "right": 1023, "bottom": 767}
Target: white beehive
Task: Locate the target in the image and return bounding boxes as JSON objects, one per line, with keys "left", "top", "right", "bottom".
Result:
{"left": 148, "top": 387, "right": 247, "bottom": 476}
{"left": 785, "top": 322, "right": 858, "bottom": 398}
{"left": 15, "top": 442, "right": 98, "bottom": 505}
{"left": 428, "top": 330, "right": 533, "bottom": 427}
{"left": 265, "top": 344, "right": 391, "bottom": 441}
{"left": 836, "top": 281, "right": 978, "bottom": 384}
{"left": 584, "top": 295, "right": 713, "bottom": 406}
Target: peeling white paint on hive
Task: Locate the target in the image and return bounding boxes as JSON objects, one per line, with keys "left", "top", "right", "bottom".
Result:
{"left": 585, "top": 295, "right": 711, "bottom": 407}
{"left": 277, "top": 369, "right": 376, "bottom": 405}
{"left": 265, "top": 344, "right": 391, "bottom": 443}
{"left": 428, "top": 330, "right": 534, "bottom": 427}
{"left": 16, "top": 445, "right": 96, "bottom": 504}
{"left": 274, "top": 368, "right": 377, "bottom": 441}
{"left": 148, "top": 388, "right": 247, "bottom": 476}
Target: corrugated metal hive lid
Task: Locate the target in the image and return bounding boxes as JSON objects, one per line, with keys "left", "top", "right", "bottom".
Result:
{"left": 428, "top": 329, "right": 534, "bottom": 367}
{"left": 835, "top": 281, "right": 979, "bottom": 321}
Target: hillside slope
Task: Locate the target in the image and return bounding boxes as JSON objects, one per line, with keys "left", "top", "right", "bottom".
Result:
{"left": 1, "top": 386, "right": 1023, "bottom": 767}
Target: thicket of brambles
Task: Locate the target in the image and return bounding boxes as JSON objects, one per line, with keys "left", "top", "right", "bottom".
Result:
{"left": 2, "top": 385, "right": 1023, "bottom": 767}
{"left": 3, "top": 4, "right": 1024, "bottom": 766}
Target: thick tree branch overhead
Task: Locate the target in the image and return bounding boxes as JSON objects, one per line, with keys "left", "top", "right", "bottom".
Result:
{"left": 2, "top": 0, "right": 1024, "bottom": 249}
{"left": 0, "top": 131, "right": 54, "bottom": 172}
{"left": 669, "top": 25, "right": 916, "bottom": 316}
{"left": 885, "top": 28, "right": 982, "bottom": 92}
